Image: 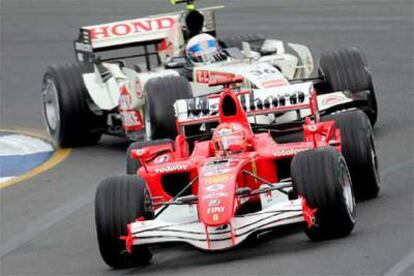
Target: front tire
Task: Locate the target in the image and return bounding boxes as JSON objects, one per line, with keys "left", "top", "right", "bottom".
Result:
{"left": 291, "top": 147, "right": 356, "bottom": 240}
{"left": 41, "top": 63, "right": 105, "bottom": 147}
{"left": 318, "top": 47, "right": 378, "bottom": 125}
{"left": 95, "top": 175, "right": 153, "bottom": 268}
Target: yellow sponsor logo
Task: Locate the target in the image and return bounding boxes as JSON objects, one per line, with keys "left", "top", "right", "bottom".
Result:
{"left": 205, "top": 174, "right": 229, "bottom": 185}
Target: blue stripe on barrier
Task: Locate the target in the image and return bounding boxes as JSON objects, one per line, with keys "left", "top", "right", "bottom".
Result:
{"left": 0, "top": 151, "right": 54, "bottom": 177}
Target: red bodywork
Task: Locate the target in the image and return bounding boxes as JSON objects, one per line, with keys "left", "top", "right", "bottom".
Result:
{"left": 131, "top": 79, "right": 341, "bottom": 229}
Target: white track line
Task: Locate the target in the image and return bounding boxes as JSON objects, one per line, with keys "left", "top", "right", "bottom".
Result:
{"left": 383, "top": 251, "right": 414, "bottom": 276}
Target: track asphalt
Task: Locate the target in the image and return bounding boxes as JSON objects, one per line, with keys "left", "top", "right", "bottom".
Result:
{"left": 1, "top": 0, "right": 413, "bottom": 275}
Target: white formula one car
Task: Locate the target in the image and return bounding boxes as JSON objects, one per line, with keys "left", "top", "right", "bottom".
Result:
{"left": 41, "top": 0, "right": 377, "bottom": 147}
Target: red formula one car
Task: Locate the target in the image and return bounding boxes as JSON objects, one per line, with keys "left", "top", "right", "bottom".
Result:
{"left": 95, "top": 77, "right": 379, "bottom": 268}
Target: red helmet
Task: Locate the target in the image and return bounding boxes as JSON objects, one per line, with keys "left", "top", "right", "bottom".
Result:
{"left": 212, "top": 123, "right": 248, "bottom": 156}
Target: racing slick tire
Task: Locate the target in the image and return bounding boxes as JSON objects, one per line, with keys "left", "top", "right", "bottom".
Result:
{"left": 322, "top": 110, "right": 380, "bottom": 200}
{"left": 219, "top": 34, "right": 266, "bottom": 52}
{"left": 41, "top": 63, "right": 105, "bottom": 147}
{"left": 144, "top": 76, "right": 192, "bottom": 140}
{"left": 95, "top": 175, "right": 153, "bottom": 268}
{"left": 318, "top": 47, "right": 378, "bottom": 125}
{"left": 126, "top": 139, "right": 173, "bottom": 175}
{"left": 291, "top": 147, "right": 356, "bottom": 241}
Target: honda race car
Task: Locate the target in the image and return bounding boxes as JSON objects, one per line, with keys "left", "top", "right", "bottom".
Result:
{"left": 95, "top": 77, "right": 380, "bottom": 268}
{"left": 42, "top": 0, "right": 378, "bottom": 147}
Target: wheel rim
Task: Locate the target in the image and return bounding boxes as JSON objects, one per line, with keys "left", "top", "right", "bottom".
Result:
{"left": 370, "top": 137, "right": 380, "bottom": 183}
{"left": 340, "top": 161, "right": 355, "bottom": 217}
{"left": 144, "top": 101, "right": 152, "bottom": 140}
{"left": 42, "top": 77, "right": 60, "bottom": 131}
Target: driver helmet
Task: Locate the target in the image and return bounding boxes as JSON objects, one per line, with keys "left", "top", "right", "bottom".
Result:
{"left": 186, "top": 33, "right": 224, "bottom": 64}
{"left": 212, "top": 123, "right": 248, "bottom": 156}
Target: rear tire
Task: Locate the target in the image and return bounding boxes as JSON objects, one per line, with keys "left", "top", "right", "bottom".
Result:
{"left": 318, "top": 47, "right": 378, "bottom": 125}
{"left": 144, "top": 76, "right": 192, "bottom": 140}
{"left": 291, "top": 147, "right": 356, "bottom": 240}
{"left": 126, "top": 139, "right": 173, "bottom": 175}
{"left": 322, "top": 110, "right": 380, "bottom": 200}
{"left": 41, "top": 63, "right": 105, "bottom": 147}
{"left": 95, "top": 175, "right": 153, "bottom": 268}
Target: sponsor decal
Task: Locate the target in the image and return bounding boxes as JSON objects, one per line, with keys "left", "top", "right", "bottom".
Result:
{"left": 195, "top": 70, "right": 236, "bottom": 84}
{"left": 208, "top": 199, "right": 221, "bottom": 207}
{"left": 119, "top": 86, "right": 132, "bottom": 110}
{"left": 262, "top": 79, "right": 288, "bottom": 88}
{"left": 154, "top": 154, "right": 170, "bottom": 164}
{"left": 202, "top": 168, "right": 231, "bottom": 176}
{"left": 249, "top": 66, "right": 288, "bottom": 88}
{"left": 74, "top": 42, "right": 93, "bottom": 53}
{"left": 135, "top": 79, "right": 142, "bottom": 98}
{"left": 119, "top": 86, "right": 142, "bottom": 131}
{"left": 249, "top": 68, "right": 279, "bottom": 81}
{"left": 204, "top": 174, "right": 230, "bottom": 185}
{"left": 207, "top": 206, "right": 225, "bottom": 214}
{"left": 88, "top": 17, "right": 177, "bottom": 41}
{"left": 205, "top": 184, "right": 225, "bottom": 192}
{"left": 154, "top": 164, "right": 188, "bottom": 173}
{"left": 322, "top": 94, "right": 347, "bottom": 106}
{"left": 202, "top": 191, "right": 229, "bottom": 200}
{"left": 273, "top": 148, "right": 307, "bottom": 157}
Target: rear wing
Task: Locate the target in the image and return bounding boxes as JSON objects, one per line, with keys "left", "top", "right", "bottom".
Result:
{"left": 174, "top": 82, "right": 316, "bottom": 128}
{"left": 73, "top": 6, "right": 223, "bottom": 64}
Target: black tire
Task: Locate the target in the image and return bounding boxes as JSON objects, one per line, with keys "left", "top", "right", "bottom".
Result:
{"left": 95, "top": 175, "right": 153, "bottom": 268}
{"left": 144, "top": 76, "right": 192, "bottom": 140}
{"left": 291, "top": 147, "right": 356, "bottom": 240}
{"left": 318, "top": 47, "right": 378, "bottom": 125}
{"left": 126, "top": 139, "right": 173, "bottom": 175}
{"left": 219, "top": 34, "right": 266, "bottom": 52}
{"left": 322, "top": 110, "right": 380, "bottom": 200}
{"left": 41, "top": 63, "right": 105, "bottom": 147}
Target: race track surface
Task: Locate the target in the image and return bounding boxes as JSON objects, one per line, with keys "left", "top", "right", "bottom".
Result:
{"left": 1, "top": 0, "right": 413, "bottom": 275}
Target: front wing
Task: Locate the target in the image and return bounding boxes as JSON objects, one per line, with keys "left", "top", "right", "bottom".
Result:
{"left": 128, "top": 194, "right": 303, "bottom": 251}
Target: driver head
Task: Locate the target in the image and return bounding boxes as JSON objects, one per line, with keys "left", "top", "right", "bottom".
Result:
{"left": 186, "top": 33, "right": 226, "bottom": 65}
{"left": 212, "top": 123, "right": 249, "bottom": 156}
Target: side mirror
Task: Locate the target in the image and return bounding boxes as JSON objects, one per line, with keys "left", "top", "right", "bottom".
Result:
{"left": 261, "top": 48, "right": 277, "bottom": 56}
{"left": 165, "top": 57, "right": 187, "bottom": 69}
{"left": 131, "top": 148, "right": 149, "bottom": 160}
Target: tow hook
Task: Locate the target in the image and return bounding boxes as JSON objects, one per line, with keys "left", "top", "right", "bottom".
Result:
{"left": 119, "top": 223, "right": 135, "bottom": 254}
{"left": 301, "top": 197, "right": 318, "bottom": 228}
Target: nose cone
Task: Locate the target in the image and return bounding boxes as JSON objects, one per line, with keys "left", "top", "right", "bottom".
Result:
{"left": 198, "top": 171, "right": 236, "bottom": 227}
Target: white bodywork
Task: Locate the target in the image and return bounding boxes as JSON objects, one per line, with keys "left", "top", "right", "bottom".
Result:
{"left": 78, "top": 9, "right": 314, "bottom": 112}
{"left": 130, "top": 186, "right": 303, "bottom": 250}
{"left": 83, "top": 64, "right": 179, "bottom": 111}
{"left": 82, "top": 46, "right": 313, "bottom": 112}
{"left": 175, "top": 80, "right": 355, "bottom": 126}
{"left": 75, "top": 7, "right": 317, "bottom": 135}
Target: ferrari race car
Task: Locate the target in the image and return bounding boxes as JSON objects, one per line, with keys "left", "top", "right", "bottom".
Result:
{"left": 95, "top": 77, "right": 379, "bottom": 268}
{"left": 41, "top": 0, "right": 378, "bottom": 147}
